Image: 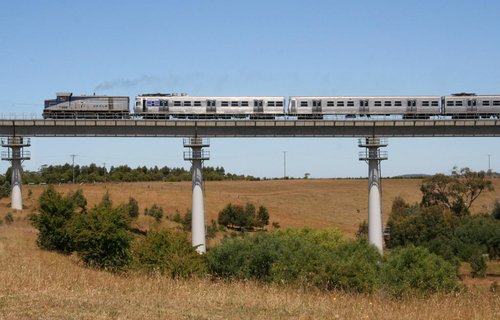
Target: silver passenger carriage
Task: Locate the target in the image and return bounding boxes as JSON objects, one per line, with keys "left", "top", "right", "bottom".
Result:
{"left": 288, "top": 96, "right": 441, "bottom": 119}
{"left": 134, "top": 93, "right": 286, "bottom": 119}
{"left": 443, "top": 93, "right": 500, "bottom": 119}
{"left": 43, "top": 92, "right": 130, "bottom": 119}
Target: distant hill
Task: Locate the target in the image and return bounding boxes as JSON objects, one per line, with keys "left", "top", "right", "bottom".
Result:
{"left": 392, "top": 174, "right": 432, "bottom": 179}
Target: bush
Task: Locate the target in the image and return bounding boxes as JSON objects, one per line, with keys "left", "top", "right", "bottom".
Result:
{"left": 68, "top": 189, "right": 87, "bottom": 213}
{"left": 207, "top": 228, "right": 381, "bottom": 293}
{"left": 217, "top": 202, "right": 271, "bottom": 230}
{"left": 470, "top": 254, "right": 487, "bottom": 278}
{"left": 144, "top": 204, "right": 163, "bottom": 222}
{"left": 451, "top": 216, "right": 500, "bottom": 260}
{"left": 0, "top": 181, "right": 10, "bottom": 199}
{"left": 68, "top": 204, "right": 132, "bottom": 272}
{"left": 133, "top": 230, "right": 206, "bottom": 278}
{"left": 31, "top": 186, "right": 76, "bottom": 253}
{"left": 127, "top": 197, "right": 139, "bottom": 218}
{"left": 381, "top": 246, "right": 460, "bottom": 297}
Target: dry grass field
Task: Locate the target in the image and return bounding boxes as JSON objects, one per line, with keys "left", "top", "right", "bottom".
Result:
{"left": 0, "top": 178, "right": 499, "bottom": 319}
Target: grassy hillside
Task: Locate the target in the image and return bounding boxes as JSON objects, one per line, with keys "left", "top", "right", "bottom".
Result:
{"left": 0, "top": 179, "right": 499, "bottom": 319}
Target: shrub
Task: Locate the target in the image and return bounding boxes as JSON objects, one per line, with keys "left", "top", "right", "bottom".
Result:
{"left": 493, "top": 200, "right": 500, "bottom": 220}
{"left": 380, "top": 246, "right": 460, "bottom": 297}
{"left": 470, "top": 254, "right": 487, "bottom": 278}
{"left": 144, "top": 204, "right": 163, "bottom": 222}
{"left": 451, "top": 216, "right": 500, "bottom": 260}
{"left": 127, "top": 197, "right": 139, "bottom": 218}
{"left": 68, "top": 204, "right": 132, "bottom": 272}
{"left": 0, "top": 182, "right": 10, "bottom": 199}
{"left": 68, "top": 189, "right": 87, "bottom": 213}
{"left": 31, "top": 186, "right": 76, "bottom": 253}
{"left": 207, "top": 228, "right": 381, "bottom": 293}
{"left": 133, "top": 230, "right": 206, "bottom": 278}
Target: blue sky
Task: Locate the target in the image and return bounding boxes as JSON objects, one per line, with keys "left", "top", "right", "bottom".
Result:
{"left": 0, "top": 0, "right": 499, "bottom": 178}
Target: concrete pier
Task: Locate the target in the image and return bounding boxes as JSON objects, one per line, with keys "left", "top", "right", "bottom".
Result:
{"left": 184, "top": 137, "right": 210, "bottom": 254}
{"left": 1, "top": 137, "right": 31, "bottom": 210}
{"left": 359, "top": 137, "right": 388, "bottom": 254}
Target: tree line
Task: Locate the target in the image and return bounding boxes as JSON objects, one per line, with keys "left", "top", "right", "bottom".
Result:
{"left": 2, "top": 163, "right": 258, "bottom": 185}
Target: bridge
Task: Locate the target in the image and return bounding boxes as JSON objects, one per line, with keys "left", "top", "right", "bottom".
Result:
{"left": 1, "top": 118, "right": 498, "bottom": 254}
{"left": 0, "top": 118, "right": 499, "bottom": 137}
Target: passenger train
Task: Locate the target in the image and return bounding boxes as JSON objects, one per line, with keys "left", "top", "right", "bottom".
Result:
{"left": 42, "top": 92, "right": 500, "bottom": 120}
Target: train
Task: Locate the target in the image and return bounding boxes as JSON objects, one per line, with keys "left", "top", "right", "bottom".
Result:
{"left": 42, "top": 92, "right": 500, "bottom": 120}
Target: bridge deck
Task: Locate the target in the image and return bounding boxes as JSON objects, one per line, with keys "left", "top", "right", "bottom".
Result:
{"left": 0, "top": 119, "right": 499, "bottom": 137}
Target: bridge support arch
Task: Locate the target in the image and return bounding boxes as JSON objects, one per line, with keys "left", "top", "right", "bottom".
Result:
{"left": 359, "top": 137, "right": 388, "bottom": 254}
{"left": 184, "top": 137, "right": 210, "bottom": 254}
{"left": 1, "top": 137, "right": 31, "bottom": 210}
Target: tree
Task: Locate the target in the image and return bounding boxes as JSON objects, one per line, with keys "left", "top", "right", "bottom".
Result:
{"left": 31, "top": 186, "right": 76, "bottom": 253}
{"left": 127, "top": 197, "right": 139, "bottom": 218}
{"left": 256, "top": 206, "right": 270, "bottom": 229}
{"left": 68, "top": 203, "right": 132, "bottom": 272}
{"left": 492, "top": 200, "right": 500, "bottom": 220}
{"left": 68, "top": 189, "right": 87, "bottom": 213}
{"left": 421, "top": 167, "right": 493, "bottom": 216}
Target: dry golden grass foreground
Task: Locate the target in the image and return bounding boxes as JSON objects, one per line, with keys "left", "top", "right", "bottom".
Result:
{"left": 0, "top": 179, "right": 499, "bottom": 319}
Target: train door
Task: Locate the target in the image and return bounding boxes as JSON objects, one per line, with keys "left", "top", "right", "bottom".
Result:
{"left": 359, "top": 100, "right": 369, "bottom": 113}
{"left": 406, "top": 99, "right": 416, "bottom": 112}
{"left": 467, "top": 99, "right": 477, "bottom": 112}
{"left": 312, "top": 100, "right": 322, "bottom": 113}
{"left": 206, "top": 100, "right": 216, "bottom": 113}
{"left": 253, "top": 100, "right": 264, "bottom": 113}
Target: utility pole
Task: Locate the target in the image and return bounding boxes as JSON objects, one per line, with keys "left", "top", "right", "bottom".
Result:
{"left": 103, "top": 162, "right": 106, "bottom": 182}
{"left": 70, "top": 154, "right": 77, "bottom": 184}
{"left": 283, "top": 151, "right": 287, "bottom": 179}
{"left": 488, "top": 154, "right": 491, "bottom": 172}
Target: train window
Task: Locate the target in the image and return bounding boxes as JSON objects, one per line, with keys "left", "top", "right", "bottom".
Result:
{"left": 482, "top": 101, "right": 490, "bottom": 106}
{"left": 395, "top": 101, "right": 402, "bottom": 107}
{"left": 276, "top": 101, "right": 283, "bottom": 107}
{"left": 160, "top": 100, "right": 168, "bottom": 107}
{"left": 337, "top": 101, "right": 344, "bottom": 107}
{"left": 347, "top": 101, "right": 354, "bottom": 107}
{"left": 231, "top": 101, "right": 239, "bottom": 107}
{"left": 455, "top": 101, "right": 463, "bottom": 106}
{"left": 174, "top": 101, "right": 181, "bottom": 106}
{"left": 268, "top": 101, "right": 275, "bottom": 107}
{"left": 184, "top": 101, "right": 191, "bottom": 107}
{"left": 300, "top": 101, "right": 308, "bottom": 107}
{"left": 431, "top": 101, "right": 439, "bottom": 106}
{"left": 374, "top": 101, "right": 382, "bottom": 107}
{"left": 241, "top": 101, "right": 249, "bottom": 107}
{"left": 135, "top": 101, "right": 141, "bottom": 106}
{"left": 384, "top": 101, "right": 392, "bottom": 106}
{"left": 254, "top": 100, "right": 263, "bottom": 107}
{"left": 194, "top": 101, "right": 201, "bottom": 107}
{"left": 493, "top": 101, "right": 500, "bottom": 106}
{"left": 447, "top": 101, "right": 454, "bottom": 106}
{"left": 313, "top": 100, "right": 321, "bottom": 107}
{"left": 207, "top": 100, "right": 216, "bottom": 107}
{"left": 221, "top": 101, "right": 229, "bottom": 107}
{"left": 327, "top": 101, "right": 334, "bottom": 107}
{"left": 422, "top": 101, "right": 429, "bottom": 107}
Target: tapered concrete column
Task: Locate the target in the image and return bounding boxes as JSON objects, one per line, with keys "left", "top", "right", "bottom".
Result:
{"left": 359, "top": 137, "right": 387, "bottom": 254}
{"left": 184, "top": 138, "right": 210, "bottom": 254}
{"left": 191, "top": 153, "right": 206, "bottom": 253}
{"left": 11, "top": 154, "right": 23, "bottom": 210}
{"left": 2, "top": 137, "right": 31, "bottom": 210}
